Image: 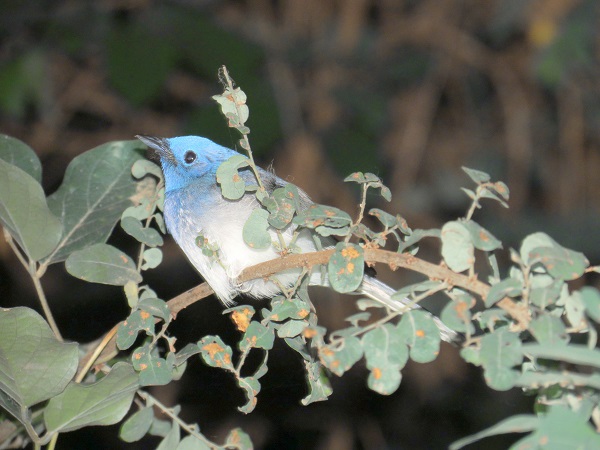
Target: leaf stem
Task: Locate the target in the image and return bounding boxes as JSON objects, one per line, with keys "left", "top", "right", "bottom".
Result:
{"left": 30, "top": 262, "right": 63, "bottom": 342}
{"left": 138, "top": 391, "right": 218, "bottom": 448}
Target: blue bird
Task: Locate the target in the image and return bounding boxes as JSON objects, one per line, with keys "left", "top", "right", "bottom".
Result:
{"left": 136, "top": 135, "right": 459, "bottom": 343}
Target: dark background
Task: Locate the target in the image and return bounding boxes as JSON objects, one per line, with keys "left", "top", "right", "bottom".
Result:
{"left": 1, "top": 1, "right": 599, "bottom": 449}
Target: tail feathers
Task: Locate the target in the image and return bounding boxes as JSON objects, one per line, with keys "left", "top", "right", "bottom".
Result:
{"left": 358, "top": 276, "right": 463, "bottom": 345}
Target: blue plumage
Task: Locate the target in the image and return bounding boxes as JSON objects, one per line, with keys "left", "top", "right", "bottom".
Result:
{"left": 136, "top": 135, "right": 459, "bottom": 343}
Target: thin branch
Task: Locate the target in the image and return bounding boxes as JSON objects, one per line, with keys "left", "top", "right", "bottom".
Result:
{"left": 30, "top": 264, "right": 63, "bottom": 342}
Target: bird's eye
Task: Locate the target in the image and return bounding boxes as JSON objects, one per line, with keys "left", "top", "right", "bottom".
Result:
{"left": 184, "top": 151, "right": 197, "bottom": 164}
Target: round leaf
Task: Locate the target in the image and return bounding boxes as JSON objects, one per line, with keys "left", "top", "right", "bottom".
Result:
{"left": 66, "top": 243, "right": 142, "bottom": 286}
{"left": 328, "top": 242, "right": 364, "bottom": 293}
{"left": 441, "top": 221, "right": 474, "bottom": 273}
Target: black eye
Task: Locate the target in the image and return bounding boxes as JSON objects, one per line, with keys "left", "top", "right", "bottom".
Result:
{"left": 184, "top": 151, "right": 196, "bottom": 164}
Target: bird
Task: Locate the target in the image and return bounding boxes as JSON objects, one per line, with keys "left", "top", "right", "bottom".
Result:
{"left": 136, "top": 135, "right": 460, "bottom": 344}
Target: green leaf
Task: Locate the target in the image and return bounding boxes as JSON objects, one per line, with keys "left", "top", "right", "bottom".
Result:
{"left": 45, "top": 362, "right": 139, "bottom": 433}
{"left": 263, "top": 184, "right": 299, "bottom": 229}
{"left": 462, "top": 167, "right": 491, "bottom": 184}
{"left": 237, "top": 354, "right": 268, "bottom": 414}
{"left": 529, "top": 315, "right": 568, "bottom": 346}
{"left": 522, "top": 343, "right": 600, "bottom": 369}
{"left": 440, "top": 221, "right": 474, "bottom": 272}
{"left": 301, "top": 361, "right": 332, "bottom": 405}
{"left": 268, "top": 296, "right": 311, "bottom": 321}
{"left": 529, "top": 245, "right": 589, "bottom": 281}
{"left": 116, "top": 309, "right": 155, "bottom": 351}
{"left": 485, "top": 277, "right": 522, "bottom": 307}
{"left": 479, "top": 330, "right": 522, "bottom": 391}
{"left": 277, "top": 319, "right": 308, "bottom": 338}
{"left": 362, "top": 324, "right": 409, "bottom": 395}
{"left": 213, "top": 87, "right": 249, "bottom": 124}
{"left": 368, "top": 208, "right": 398, "bottom": 228}
{"left": 225, "top": 427, "right": 253, "bottom": 450}
{"left": 397, "top": 310, "right": 441, "bottom": 363}
{"left": 580, "top": 287, "right": 600, "bottom": 323}
{"left": 293, "top": 204, "right": 352, "bottom": 230}
{"left": 240, "top": 321, "right": 275, "bottom": 351}
{"left": 120, "top": 407, "right": 154, "bottom": 443}
{"left": 0, "top": 159, "right": 62, "bottom": 261}
{"left": 177, "top": 435, "right": 211, "bottom": 450}
{"left": 121, "top": 216, "right": 163, "bottom": 247}
{"left": 0, "top": 307, "right": 78, "bottom": 418}
{"left": 530, "top": 279, "right": 563, "bottom": 309}
{"left": 156, "top": 420, "right": 180, "bottom": 450}
{"left": 463, "top": 220, "right": 502, "bottom": 251}
{"left": 131, "top": 159, "right": 163, "bottom": 180}
{"left": 328, "top": 242, "right": 364, "bottom": 293}
{"left": 513, "top": 406, "right": 600, "bottom": 449}
{"left": 242, "top": 208, "right": 271, "bottom": 249}
{"left": 441, "top": 292, "right": 475, "bottom": 334}
{"left": 0, "top": 134, "right": 41, "bottom": 182}
{"left": 132, "top": 345, "right": 173, "bottom": 386}
{"left": 198, "top": 336, "right": 235, "bottom": 371}
{"left": 44, "top": 140, "right": 145, "bottom": 264}
{"left": 216, "top": 154, "right": 249, "bottom": 200}
{"left": 138, "top": 298, "right": 171, "bottom": 323}
{"left": 319, "top": 336, "right": 363, "bottom": 376}
{"left": 520, "top": 232, "right": 556, "bottom": 266}
{"left": 141, "top": 247, "right": 163, "bottom": 270}
{"left": 397, "top": 228, "right": 440, "bottom": 252}
{"left": 66, "top": 243, "right": 142, "bottom": 286}
{"left": 449, "top": 414, "right": 539, "bottom": 450}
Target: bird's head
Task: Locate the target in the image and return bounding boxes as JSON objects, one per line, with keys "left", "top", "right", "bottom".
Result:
{"left": 136, "top": 135, "right": 237, "bottom": 191}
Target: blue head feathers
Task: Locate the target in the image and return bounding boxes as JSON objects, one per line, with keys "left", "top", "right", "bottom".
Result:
{"left": 136, "top": 135, "right": 238, "bottom": 192}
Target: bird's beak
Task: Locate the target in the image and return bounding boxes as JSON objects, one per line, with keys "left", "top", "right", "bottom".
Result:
{"left": 135, "top": 135, "right": 176, "bottom": 165}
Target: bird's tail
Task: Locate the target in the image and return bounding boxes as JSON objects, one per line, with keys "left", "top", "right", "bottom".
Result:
{"left": 358, "top": 275, "right": 462, "bottom": 345}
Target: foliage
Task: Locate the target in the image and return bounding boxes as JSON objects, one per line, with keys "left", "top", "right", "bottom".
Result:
{"left": 0, "top": 68, "right": 599, "bottom": 449}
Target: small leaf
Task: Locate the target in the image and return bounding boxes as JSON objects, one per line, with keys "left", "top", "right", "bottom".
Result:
{"left": 292, "top": 204, "right": 352, "bottom": 230}
{"left": 268, "top": 296, "right": 311, "bottom": 322}
{"left": 462, "top": 166, "right": 491, "bottom": 184}
{"left": 45, "top": 362, "right": 139, "bottom": 433}
{"left": 529, "top": 245, "right": 589, "bottom": 281}
{"left": 121, "top": 216, "right": 163, "bottom": 247}
{"left": 138, "top": 298, "right": 171, "bottom": 322}
{"left": 277, "top": 319, "right": 308, "bottom": 338}
{"left": 362, "top": 324, "right": 409, "bottom": 395}
{"left": 225, "top": 427, "right": 253, "bottom": 450}
{"left": 120, "top": 407, "right": 154, "bottom": 443}
{"left": 132, "top": 345, "right": 173, "bottom": 386}
{"left": 479, "top": 330, "right": 522, "bottom": 391}
{"left": 441, "top": 221, "right": 474, "bottom": 272}
{"left": 529, "top": 315, "right": 568, "bottom": 346}
{"left": 263, "top": 184, "right": 299, "bottom": 229}
{"left": 227, "top": 305, "right": 255, "bottom": 332}
{"left": 216, "top": 154, "right": 249, "bottom": 200}
{"left": 116, "top": 309, "right": 155, "bottom": 350}
{"left": 177, "top": 435, "right": 211, "bottom": 450}
{"left": 520, "top": 232, "right": 556, "bottom": 266}
{"left": 156, "top": 421, "right": 180, "bottom": 450}
{"left": 368, "top": 208, "right": 397, "bottom": 228}
{"left": 240, "top": 321, "right": 275, "bottom": 351}
{"left": 463, "top": 220, "right": 502, "bottom": 251}
{"left": 131, "top": 159, "right": 163, "bottom": 180}
{"left": 301, "top": 361, "right": 332, "bottom": 405}
{"left": 580, "top": 287, "right": 600, "bottom": 323}
{"left": 0, "top": 134, "right": 41, "bottom": 182}
{"left": 328, "top": 242, "right": 364, "bottom": 293}
{"left": 397, "top": 310, "right": 441, "bottom": 363}
{"left": 198, "top": 336, "right": 234, "bottom": 371}
{"left": 0, "top": 159, "right": 62, "bottom": 261}
{"left": 441, "top": 292, "right": 475, "bottom": 334}
{"left": 141, "top": 247, "right": 163, "bottom": 270}
{"left": 530, "top": 279, "right": 563, "bottom": 309}
{"left": 319, "top": 336, "right": 363, "bottom": 376}
{"left": 485, "top": 277, "right": 522, "bottom": 307}
{"left": 66, "top": 243, "right": 142, "bottom": 285}
{"left": 242, "top": 208, "right": 271, "bottom": 249}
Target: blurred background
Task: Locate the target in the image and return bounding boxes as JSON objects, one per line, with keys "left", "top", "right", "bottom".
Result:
{"left": 1, "top": 0, "right": 599, "bottom": 449}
